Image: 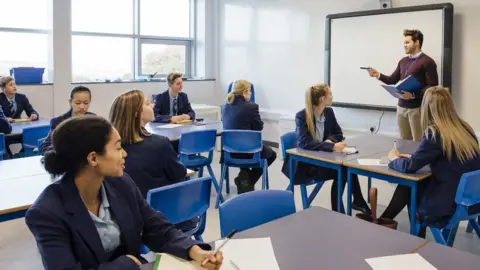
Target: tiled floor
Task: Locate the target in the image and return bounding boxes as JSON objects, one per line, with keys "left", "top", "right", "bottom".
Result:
{"left": 0, "top": 148, "right": 479, "bottom": 269}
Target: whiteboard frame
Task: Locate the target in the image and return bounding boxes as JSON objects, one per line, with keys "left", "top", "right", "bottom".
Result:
{"left": 324, "top": 3, "right": 454, "bottom": 112}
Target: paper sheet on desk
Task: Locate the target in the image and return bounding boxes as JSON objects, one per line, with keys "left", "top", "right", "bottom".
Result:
{"left": 357, "top": 159, "right": 388, "bottom": 166}
{"left": 215, "top": 238, "right": 280, "bottom": 270}
{"left": 156, "top": 124, "right": 182, "bottom": 128}
{"left": 366, "top": 253, "right": 437, "bottom": 270}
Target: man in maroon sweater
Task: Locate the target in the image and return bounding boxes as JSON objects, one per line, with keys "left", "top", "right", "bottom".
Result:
{"left": 367, "top": 29, "right": 438, "bottom": 141}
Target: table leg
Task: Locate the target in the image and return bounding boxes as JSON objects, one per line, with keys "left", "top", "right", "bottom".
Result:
{"left": 347, "top": 168, "right": 352, "bottom": 216}
{"left": 337, "top": 167, "right": 343, "bottom": 213}
{"left": 409, "top": 183, "right": 417, "bottom": 235}
{"left": 288, "top": 156, "right": 294, "bottom": 194}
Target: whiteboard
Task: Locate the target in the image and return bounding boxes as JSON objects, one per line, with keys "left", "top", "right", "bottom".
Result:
{"left": 326, "top": 5, "right": 453, "bottom": 110}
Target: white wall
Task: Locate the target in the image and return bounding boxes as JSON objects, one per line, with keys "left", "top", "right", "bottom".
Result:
{"left": 217, "top": 0, "right": 480, "bottom": 136}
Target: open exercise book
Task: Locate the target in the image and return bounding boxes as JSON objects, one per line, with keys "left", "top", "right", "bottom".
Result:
{"left": 366, "top": 253, "right": 437, "bottom": 270}
{"left": 152, "top": 238, "right": 280, "bottom": 270}
{"left": 382, "top": 75, "right": 423, "bottom": 98}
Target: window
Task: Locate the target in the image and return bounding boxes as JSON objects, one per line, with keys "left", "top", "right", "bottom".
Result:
{"left": 71, "top": 0, "right": 194, "bottom": 82}
{"left": 72, "top": 36, "right": 134, "bottom": 82}
{"left": 0, "top": 0, "right": 50, "bottom": 82}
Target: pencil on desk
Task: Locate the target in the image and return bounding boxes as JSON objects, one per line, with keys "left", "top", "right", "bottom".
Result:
{"left": 410, "top": 240, "right": 429, "bottom": 253}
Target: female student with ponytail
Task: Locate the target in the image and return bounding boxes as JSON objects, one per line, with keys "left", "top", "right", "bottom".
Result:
{"left": 25, "top": 116, "right": 222, "bottom": 270}
{"left": 381, "top": 86, "right": 480, "bottom": 236}
{"left": 282, "top": 84, "right": 370, "bottom": 213}
{"left": 221, "top": 80, "right": 277, "bottom": 193}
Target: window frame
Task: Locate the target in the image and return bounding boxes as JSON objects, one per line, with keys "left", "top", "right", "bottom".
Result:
{"left": 71, "top": 0, "right": 195, "bottom": 82}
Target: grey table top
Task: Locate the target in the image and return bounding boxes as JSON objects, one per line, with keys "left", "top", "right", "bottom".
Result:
{"left": 145, "top": 120, "right": 223, "bottom": 141}
{"left": 9, "top": 118, "right": 51, "bottom": 136}
{"left": 141, "top": 207, "right": 480, "bottom": 270}
{"left": 286, "top": 134, "right": 401, "bottom": 164}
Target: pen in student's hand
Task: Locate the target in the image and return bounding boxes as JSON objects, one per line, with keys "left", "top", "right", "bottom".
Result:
{"left": 201, "top": 229, "right": 237, "bottom": 266}
{"left": 394, "top": 140, "right": 397, "bottom": 152}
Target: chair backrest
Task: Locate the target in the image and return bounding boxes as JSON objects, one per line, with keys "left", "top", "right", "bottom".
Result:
{"left": 280, "top": 131, "right": 297, "bottom": 159}
{"left": 456, "top": 170, "right": 480, "bottom": 207}
{"left": 0, "top": 133, "right": 5, "bottom": 160}
{"left": 179, "top": 129, "right": 217, "bottom": 155}
{"left": 146, "top": 177, "right": 212, "bottom": 224}
{"left": 219, "top": 190, "right": 296, "bottom": 237}
{"left": 228, "top": 81, "right": 255, "bottom": 103}
{"left": 23, "top": 125, "right": 50, "bottom": 148}
{"left": 222, "top": 130, "right": 262, "bottom": 163}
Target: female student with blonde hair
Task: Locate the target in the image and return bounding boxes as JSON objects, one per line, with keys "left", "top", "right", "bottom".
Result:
{"left": 109, "top": 90, "right": 187, "bottom": 198}
{"left": 222, "top": 80, "right": 277, "bottom": 193}
{"left": 282, "top": 84, "right": 370, "bottom": 213}
{"left": 382, "top": 86, "right": 480, "bottom": 236}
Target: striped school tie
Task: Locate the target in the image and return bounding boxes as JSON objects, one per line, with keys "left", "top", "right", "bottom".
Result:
{"left": 8, "top": 100, "right": 15, "bottom": 115}
{"left": 172, "top": 97, "right": 178, "bottom": 116}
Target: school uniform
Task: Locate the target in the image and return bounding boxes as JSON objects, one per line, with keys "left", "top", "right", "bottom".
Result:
{"left": 221, "top": 96, "right": 277, "bottom": 192}
{"left": 382, "top": 130, "right": 480, "bottom": 228}
{"left": 0, "top": 92, "right": 39, "bottom": 119}
{"left": 0, "top": 105, "right": 12, "bottom": 135}
{"left": 39, "top": 110, "right": 96, "bottom": 155}
{"left": 25, "top": 173, "right": 209, "bottom": 270}
{"left": 281, "top": 108, "right": 368, "bottom": 212}
{"left": 153, "top": 90, "right": 195, "bottom": 123}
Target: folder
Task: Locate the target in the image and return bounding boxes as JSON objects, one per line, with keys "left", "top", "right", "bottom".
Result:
{"left": 381, "top": 75, "right": 423, "bottom": 98}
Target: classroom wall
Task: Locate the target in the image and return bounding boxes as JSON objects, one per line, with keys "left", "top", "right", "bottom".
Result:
{"left": 216, "top": 0, "right": 480, "bottom": 135}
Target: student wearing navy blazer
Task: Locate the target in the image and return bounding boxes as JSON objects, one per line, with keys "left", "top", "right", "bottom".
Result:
{"left": 381, "top": 87, "right": 480, "bottom": 236}
{"left": 40, "top": 86, "right": 95, "bottom": 155}
{"left": 0, "top": 76, "right": 39, "bottom": 120}
{"left": 153, "top": 72, "right": 195, "bottom": 123}
{"left": 281, "top": 84, "right": 370, "bottom": 213}
{"left": 221, "top": 80, "right": 277, "bottom": 193}
{"left": 0, "top": 105, "right": 12, "bottom": 135}
{"left": 26, "top": 116, "right": 222, "bottom": 270}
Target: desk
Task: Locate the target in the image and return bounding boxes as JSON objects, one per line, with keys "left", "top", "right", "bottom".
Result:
{"left": 344, "top": 139, "right": 431, "bottom": 234}
{"left": 9, "top": 118, "right": 50, "bottom": 136}
{"left": 141, "top": 207, "right": 480, "bottom": 270}
{"left": 286, "top": 134, "right": 397, "bottom": 211}
{"left": 145, "top": 120, "right": 223, "bottom": 141}
{"left": 0, "top": 156, "right": 45, "bottom": 181}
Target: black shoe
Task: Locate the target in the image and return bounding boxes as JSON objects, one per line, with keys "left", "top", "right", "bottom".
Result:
{"left": 234, "top": 170, "right": 254, "bottom": 194}
{"left": 352, "top": 201, "right": 372, "bottom": 215}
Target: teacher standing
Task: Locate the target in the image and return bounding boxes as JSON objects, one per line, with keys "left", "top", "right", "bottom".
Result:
{"left": 367, "top": 29, "right": 438, "bottom": 141}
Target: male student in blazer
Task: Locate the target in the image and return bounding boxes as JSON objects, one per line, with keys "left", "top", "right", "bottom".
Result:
{"left": 153, "top": 72, "right": 195, "bottom": 123}
{"left": 367, "top": 29, "right": 438, "bottom": 142}
{"left": 0, "top": 76, "right": 39, "bottom": 121}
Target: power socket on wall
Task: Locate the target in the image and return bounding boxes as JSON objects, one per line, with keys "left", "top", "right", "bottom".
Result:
{"left": 368, "top": 125, "right": 376, "bottom": 134}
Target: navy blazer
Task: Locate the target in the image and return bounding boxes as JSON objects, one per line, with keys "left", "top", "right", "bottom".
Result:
{"left": 25, "top": 173, "right": 209, "bottom": 270}
{"left": 153, "top": 90, "right": 195, "bottom": 123}
{"left": 123, "top": 134, "right": 187, "bottom": 198}
{"left": 222, "top": 96, "right": 263, "bottom": 131}
{"left": 0, "top": 92, "right": 39, "bottom": 119}
{"left": 39, "top": 110, "right": 96, "bottom": 155}
{"left": 389, "top": 131, "right": 480, "bottom": 223}
{"left": 281, "top": 108, "right": 344, "bottom": 184}
{"left": 0, "top": 105, "right": 12, "bottom": 134}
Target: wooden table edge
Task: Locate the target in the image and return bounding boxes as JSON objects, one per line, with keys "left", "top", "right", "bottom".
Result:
{"left": 286, "top": 149, "right": 343, "bottom": 165}
{"left": 343, "top": 162, "right": 431, "bottom": 181}
{"left": 0, "top": 204, "right": 30, "bottom": 215}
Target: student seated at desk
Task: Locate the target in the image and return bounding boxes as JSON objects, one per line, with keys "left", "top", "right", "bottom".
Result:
{"left": 153, "top": 72, "right": 195, "bottom": 123}
{"left": 222, "top": 80, "right": 277, "bottom": 193}
{"left": 281, "top": 84, "right": 370, "bottom": 213}
{"left": 382, "top": 86, "right": 480, "bottom": 237}
{"left": 0, "top": 104, "right": 12, "bottom": 134}
{"left": 40, "top": 86, "right": 95, "bottom": 155}
{"left": 26, "top": 116, "right": 222, "bottom": 270}
{"left": 0, "top": 76, "right": 39, "bottom": 157}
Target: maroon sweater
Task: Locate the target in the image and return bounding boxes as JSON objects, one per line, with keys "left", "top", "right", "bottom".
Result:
{"left": 379, "top": 53, "right": 438, "bottom": 108}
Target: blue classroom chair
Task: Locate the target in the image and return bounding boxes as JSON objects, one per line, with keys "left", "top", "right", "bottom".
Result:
{"left": 178, "top": 129, "right": 222, "bottom": 202}
{"left": 146, "top": 177, "right": 212, "bottom": 242}
{"left": 228, "top": 81, "right": 255, "bottom": 103}
{"left": 0, "top": 133, "right": 5, "bottom": 161}
{"left": 415, "top": 170, "right": 480, "bottom": 246}
{"left": 22, "top": 125, "right": 50, "bottom": 157}
{"left": 219, "top": 190, "right": 295, "bottom": 237}
{"left": 216, "top": 130, "right": 270, "bottom": 208}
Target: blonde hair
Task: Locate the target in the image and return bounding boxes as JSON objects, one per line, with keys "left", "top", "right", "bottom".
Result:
{"left": 421, "top": 86, "right": 479, "bottom": 163}
{"left": 305, "top": 84, "right": 329, "bottom": 139}
{"left": 109, "top": 90, "right": 151, "bottom": 145}
{"left": 167, "top": 72, "right": 183, "bottom": 85}
{"left": 227, "top": 80, "right": 251, "bottom": 104}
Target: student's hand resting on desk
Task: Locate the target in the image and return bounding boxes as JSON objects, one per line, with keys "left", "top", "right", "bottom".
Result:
{"left": 333, "top": 142, "right": 347, "bottom": 152}
{"left": 189, "top": 245, "right": 223, "bottom": 270}
{"left": 171, "top": 115, "right": 184, "bottom": 123}
{"left": 396, "top": 91, "right": 415, "bottom": 100}
{"left": 7, "top": 117, "right": 13, "bottom": 123}
{"left": 29, "top": 114, "right": 38, "bottom": 121}
{"left": 182, "top": 114, "right": 191, "bottom": 120}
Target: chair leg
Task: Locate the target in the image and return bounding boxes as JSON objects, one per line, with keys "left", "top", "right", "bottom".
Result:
{"left": 225, "top": 167, "right": 230, "bottom": 194}
{"left": 265, "top": 161, "right": 270, "bottom": 190}
{"left": 445, "top": 225, "right": 459, "bottom": 247}
{"left": 206, "top": 165, "right": 220, "bottom": 193}
{"left": 198, "top": 167, "right": 204, "bottom": 177}
{"left": 262, "top": 162, "right": 267, "bottom": 190}
{"left": 466, "top": 222, "right": 473, "bottom": 233}
{"left": 215, "top": 165, "right": 227, "bottom": 208}
{"left": 300, "top": 185, "right": 309, "bottom": 209}
{"left": 308, "top": 182, "right": 324, "bottom": 207}
{"left": 367, "top": 177, "right": 372, "bottom": 203}
{"left": 431, "top": 228, "right": 448, "bottom": 245}
{"left": 469, "top": 218, "right": 480, "bottom": 237}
